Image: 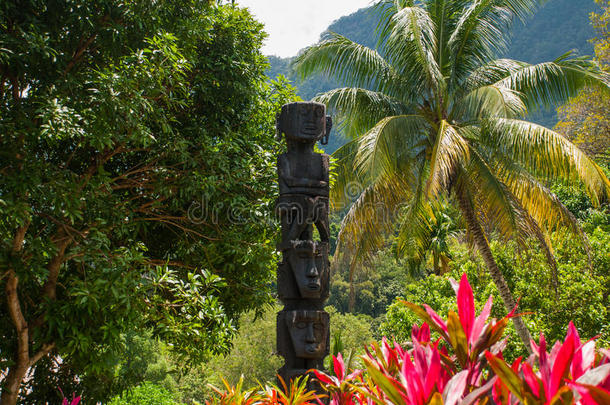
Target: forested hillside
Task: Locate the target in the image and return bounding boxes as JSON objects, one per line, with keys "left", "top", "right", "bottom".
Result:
{"left": 267, "top": 0, "right": 598, "bottom": 152}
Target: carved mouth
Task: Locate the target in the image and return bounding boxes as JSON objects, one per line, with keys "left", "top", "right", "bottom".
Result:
{"left": 307, "top": 282, "right": 320, "bottom": 291}
{"left": 305, "top": 343, "right": 319, "bottom": 353}
{"left": 301, "top": 126, "right": 319, "bottom": 135}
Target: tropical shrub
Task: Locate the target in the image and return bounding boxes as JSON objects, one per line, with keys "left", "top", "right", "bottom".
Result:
{"left": 382, "top": 232, "right": 610, "bottom": 359}
{"left": 108, "top": 382, "right": 179, "bottom": 405}
{"left": 209, "top": 274, "right": 610, "bottom": 404}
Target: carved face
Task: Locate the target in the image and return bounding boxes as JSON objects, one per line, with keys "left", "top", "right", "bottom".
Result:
{"left": 278, "top": 102, "right": 326, "bottom": 143}
{"left": 287, "top": 241, "right": 328, "bottom": 298}
{"left": 285, "top": 310, "right": 329, "bottom": 358}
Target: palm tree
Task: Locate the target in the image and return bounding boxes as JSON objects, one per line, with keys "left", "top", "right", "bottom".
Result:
{"left": 294, "top": 0, "right": 610, "bottom": 350}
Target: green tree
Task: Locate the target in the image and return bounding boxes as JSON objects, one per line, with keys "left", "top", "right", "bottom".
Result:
{"left": 555, "top": 0, "right": 610, "bottom": 162}
{"left": 108, "top": 382, "right": 179, "bottom": 405}
{"left": 21, "top": 330, "right": 180, "bottom": 404}
{"left": 381, "top": 224, "right": 610, "bottom": 359}
{"left": 329, "top": 247, "right": 410, "bottom": 317}
{"left": 294, "top": 0, "right": 610, "bottom": 351}
{"left": 0, "top": 2, "right": 296, "bottom": 403}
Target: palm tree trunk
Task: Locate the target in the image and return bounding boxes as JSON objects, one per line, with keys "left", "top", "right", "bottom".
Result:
{"left": 456, "top": 189, "right": 533, "bottom": 353}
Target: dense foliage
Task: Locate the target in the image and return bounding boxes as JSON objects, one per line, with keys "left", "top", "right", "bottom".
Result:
{"left": 209, "top": 274, "right": 610, "bottom": 404}
{"left": 89, "top": 307, "right": 373, "bottom": 404}
{"left": 556, "top": 0, "right": 610, "bottom": 162}
{"left": 294, "top": 0, "right": 609, "bottom": 354}
{"left": 1, "top": 0, "right": 609, "bottom": 403}
{"left": 0, "top": 1, "right": 297, "bottom": 403}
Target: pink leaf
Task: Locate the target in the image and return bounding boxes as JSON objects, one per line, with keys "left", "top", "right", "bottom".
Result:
{"left": 581, "top": 341, "right": 597, "bottom": 370}
{"left": 423, "top": 346, "right": 442, "bottom": 398}
{"left": 412, "top": 323, "right": 431, "bottom": 343}
{"left": 423, "top": 304, "right": 448, "bottom": 335}
{"left": 522, "top": 362, "right": 541, "bottom": 398}
{"left": 442, "top": 370, "right": 468, "bottom": 405}
{"left": 470, "top": 296, "right": 493, "bottom": 345}
{"left": 549, "top": 331, "right": 577, "bottom": 397}
{"left": 567, "top": 321, "right": 581, "bottom": 344}
{"left": 333, "top": 354, "right": 345, "bottom": 380}
{"left": 400, "top": 354, "right": 425, "bottom": 405}
{"left": 313, "top": 369, "right": 335, "bottom": 386}
{"left": 381, "top": 337, "right": 399, "bottom": 370}
{"left": 576, "top": 364, "right": 610, "bottom": 387}
{"left": 569, "top": 324, "right": 589, "bottom": 380}
{"left": 457, "top": 273, "right": 475, "bottom": 339}
{"left": 346, "top": 369, "right": 363, "bottom": 381}
{"left": 412, "top": 343, "right": 428, "bottom": 379}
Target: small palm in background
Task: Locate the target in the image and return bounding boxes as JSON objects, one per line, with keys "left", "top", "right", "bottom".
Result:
{"left": 403, "top": 200, "right": 461, "bottom": 276}
{"left": 294, "top": 0, "right": 610, "bottom": 351}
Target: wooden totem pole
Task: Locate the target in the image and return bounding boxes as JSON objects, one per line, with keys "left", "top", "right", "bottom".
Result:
{"left": 276, "top": 102, "right": 332, "bottom": 390}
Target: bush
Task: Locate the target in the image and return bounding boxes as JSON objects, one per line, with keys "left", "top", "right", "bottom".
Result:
{"left": 209, "top": 274, "right": 610, "bottom": 405}
{"left": 381, "top": 231, "right": 610, "bottom": 360}
{"left": 108, "top": 383, "right": 179, "bottom": 405}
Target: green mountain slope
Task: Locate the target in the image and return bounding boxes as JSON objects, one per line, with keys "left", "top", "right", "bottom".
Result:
{"left": 268, "top": 0, "right": 598, "bottom": 153}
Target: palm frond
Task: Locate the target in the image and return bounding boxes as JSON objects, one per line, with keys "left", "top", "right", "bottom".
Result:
{"left": 490, "top": 147, "right": 592, "bottom": 264}
{"left": 314, "top": 87, "right": 413, "bottom": 140}
{"left": 426, "top": 0, "right": 470, "bottom": 76}
{"left": 462, "top": 58, "right": 527, "bottom": 93}
{"left": 453, "top": 84, "right": 526, "bottom": 120}
{"left": 427, "top": 121, "right": 470, "bottom": 196}
{"left": 354, "top": 114, "right": 428, "bottom": 181}
{"left": 336, "top": 171, "right": 413, "bottom": 264}
{"left": 495, "top": 56, "right": 610, "bottom": 111}
{"left": 485, "top": 118, "right": 610, "bottom": 205}
{"left": 465, "top": 148, "right": 561, "bottom": 286}
{"left": 492, "top": 149, "right": 583, "bottom": 235}
{"left": 292, "top": 32, "right": 406, "bottom": 98}
{"left": 378, "top": 6, "right": 444, "bottom": 94}
{"left": 448, "top": 0, "right": 544, "bottom": 88}
{"left": 395, "top": 165, "right": 437, "bottom": 261}
{"left": 330, "top": 139, "right": 364, "bottom": 211}
{"left": 466, "top": 146, "right": 525, "bottom": 241}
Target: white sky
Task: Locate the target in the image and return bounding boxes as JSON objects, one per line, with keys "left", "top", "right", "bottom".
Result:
{"left": 237, "top": 0, "right": 373, "bottom": 57}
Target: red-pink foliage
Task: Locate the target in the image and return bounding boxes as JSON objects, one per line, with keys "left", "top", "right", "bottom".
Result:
{"left": 210, "top": 274, "right": 610, "bottom": 405}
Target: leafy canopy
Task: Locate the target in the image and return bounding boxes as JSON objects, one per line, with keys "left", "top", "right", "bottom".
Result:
{"left": 293, "top": 0, "right": 610, "bottom": 270}
{"left": 0, "top": 1, "right": 296, "bottom": 402}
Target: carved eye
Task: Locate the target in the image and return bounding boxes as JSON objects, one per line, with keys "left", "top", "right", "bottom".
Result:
{"left": 315, "top": 107, "right": 323, "bottom": 118}
{"left": 296, "top": 322, "right": 307, "bottom": 329}
{"left": 300, "top": 108, "right": 308, "bottom": 116}
{"left": 313, "top": 323, "right": 324, "bottom": 331}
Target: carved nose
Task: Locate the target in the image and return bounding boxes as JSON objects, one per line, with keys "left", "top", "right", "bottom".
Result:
{"left": 307, "top": 264, "right": 319, "bottom": 278}
{"left": 306, "top": 324, "right": 316, "bottom": 343}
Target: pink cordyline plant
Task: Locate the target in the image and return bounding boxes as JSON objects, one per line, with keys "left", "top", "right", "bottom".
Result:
{"left": 58, "top": 387, "right": 80, "bottom": 405}
{"left": 208, "top": 274, "right": 610, "bottom": 405}
{"left": 487, "top": 321, "right": 610, "bottom": 404}
{"left": 312, "top": 353, "right": 363, "bottom": 405}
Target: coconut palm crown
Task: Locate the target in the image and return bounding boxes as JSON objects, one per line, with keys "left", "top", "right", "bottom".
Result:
{"left": 293, "top": 0, "right": 610, "bottom": 350}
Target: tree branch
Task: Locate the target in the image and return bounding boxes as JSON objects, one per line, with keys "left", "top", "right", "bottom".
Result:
{"left": 41, "top": 233, "right": 71, "bottom": 301}
{"left": 28, "top": 343, "right": 56, "bottom": 368}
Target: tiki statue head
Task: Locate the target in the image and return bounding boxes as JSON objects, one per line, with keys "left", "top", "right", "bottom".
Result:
{"left": 276, "top": 102, "right": 332, "bottom": 145}
{"left": 285, "top": 310, "right": 329, "bottom": 358}
{"left": 287, "top": 241, "right": 329, "bottom": 299}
